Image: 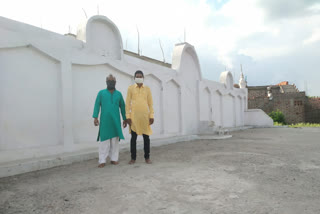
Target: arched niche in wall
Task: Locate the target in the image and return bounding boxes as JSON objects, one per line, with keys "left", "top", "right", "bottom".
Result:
{"left": 236, "top": 95, "right": 243, "bottom": 127}
{"left": 200, "top": 87, "right": 212, "bottom": 121}
{"left": 220, "top": 71, "right": 234, "bottom": 90}
{"left": 77, "top": 15, "right": 123, "bottom": 60}
{"left": 223, "top": 93, "right": 236, "bottom": 127}
{"left": 172, "top": 43, "right": 201, "bottom": 133}
{"left": 164, "top": 79, "right": 181, "bottom": 134}
{"left": 144, "top": 74, "right": 164, "bottom": 135}
{"left": 0, "top": 45, "right": 61, "bottom": 150}
{"left": 243, "top": 96, "right": 247, "bottom": 110}
{"left": 212, "top": 90, "right": 223, "bottom": 127}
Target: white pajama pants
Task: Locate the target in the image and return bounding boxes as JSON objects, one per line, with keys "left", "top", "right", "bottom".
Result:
{"left": 99, "top": 137, "right": 120, "bottom": 164}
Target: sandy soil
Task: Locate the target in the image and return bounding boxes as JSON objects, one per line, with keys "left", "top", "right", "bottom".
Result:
{"left": 1, "top": 127, "right": 320, "bottom": 214}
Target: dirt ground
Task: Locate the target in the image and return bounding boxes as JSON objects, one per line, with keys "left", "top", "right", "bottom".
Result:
{"left": 1, "top": 127, "right": 320, "bottom": 214}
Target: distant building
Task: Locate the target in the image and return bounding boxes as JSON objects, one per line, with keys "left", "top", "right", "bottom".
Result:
{"left": 305, "top": 97, "right": 320, "bottom": 123}
{"left": 248, "top": 82, "right": 320, "bottom": 124}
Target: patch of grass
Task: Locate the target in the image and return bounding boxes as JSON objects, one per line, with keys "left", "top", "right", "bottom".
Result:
{"left": 274, "top": 122, "right": 285, "bottom": 126}
{"left": 273, "top": 122, "right": 320, "bottom": 127}
{"left": 288, "top": 123, "right": 320, "bottom": 128}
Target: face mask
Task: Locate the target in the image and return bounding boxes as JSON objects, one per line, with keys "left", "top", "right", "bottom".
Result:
{"left": 135, "top": 78, "right": 144, "bottom": 84}
{"left": 107, "top": 80, "right": 116, "bottom": 90}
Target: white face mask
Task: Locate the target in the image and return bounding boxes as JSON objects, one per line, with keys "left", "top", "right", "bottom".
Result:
{"left": 135, "top": 78, "right": 144, "bottom": 84}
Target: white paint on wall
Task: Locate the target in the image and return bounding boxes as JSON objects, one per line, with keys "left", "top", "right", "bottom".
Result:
{"left": 177, "top": 46, "right": 201, "bottom": 134}
{"left": 212, "top": 90, "right": 223, "bottom": 127}
{"left": 223, "top": 94, "right": 235, "bottom": 128}
{"left": 245, "top": 109, "right": 273, "bottom": 127}
{"left": 0, "top": 46, "right": 61, "bottom": 150}
{"left": 164, "top": 79, "right": 181, "bottom": 134}
{"left": 200, "top": 87, "right": 212, "bottom": 122}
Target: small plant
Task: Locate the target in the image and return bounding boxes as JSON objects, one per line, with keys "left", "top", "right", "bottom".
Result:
{"left": 269, "top": 110, "right": 286, "bottom": 124}
{"left": 274, "top": 122, "right": 285, "bottom": 126}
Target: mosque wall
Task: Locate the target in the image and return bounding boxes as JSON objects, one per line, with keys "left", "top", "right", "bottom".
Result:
{"left": 0, "top": 15, "right": 272, "bottom": 177}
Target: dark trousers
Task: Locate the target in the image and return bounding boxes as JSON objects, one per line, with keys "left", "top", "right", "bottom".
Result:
{"left": 130, "top": 130, "right": 150, "bottom": 160}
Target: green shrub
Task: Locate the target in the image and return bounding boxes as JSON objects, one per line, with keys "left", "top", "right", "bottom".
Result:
{"left": 269, "top": 110, "right": 286, "bottom": 124}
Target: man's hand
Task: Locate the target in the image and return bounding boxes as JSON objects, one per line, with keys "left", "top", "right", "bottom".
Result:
{"left": 149, "top": 118, "right": 154, "bottom": 125}
{"left": 123, "top": 120, "right": 127, "bottom": 128}
{"left": 94, "top": 118, "right": 99, "bottom": 126}
{"left": 126, "top": 119, "right": 132, "bottom": 126}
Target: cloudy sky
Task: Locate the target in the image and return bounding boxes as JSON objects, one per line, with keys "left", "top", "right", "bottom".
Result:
{"left": 1, "top": 0, "right": 320, "bottom": 95}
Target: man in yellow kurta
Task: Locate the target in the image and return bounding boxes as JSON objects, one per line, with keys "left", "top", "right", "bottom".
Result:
{"left": 126, "top": 70, "right": 154, "bottom": 164}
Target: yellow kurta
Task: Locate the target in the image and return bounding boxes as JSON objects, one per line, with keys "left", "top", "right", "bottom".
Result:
{"left": 126, "top": 84, "right": 154, "bottom": 135}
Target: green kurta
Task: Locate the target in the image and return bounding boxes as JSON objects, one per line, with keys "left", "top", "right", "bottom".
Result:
{"left": 93, "top": 89, "right": 126, "bottom": 142}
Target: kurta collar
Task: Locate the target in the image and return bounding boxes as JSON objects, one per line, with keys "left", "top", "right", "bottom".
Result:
{"left": 106, "top": 89, "right": 116, "bottom": 93}
{"left": 135, "top": 83, "right": 144, "bottom": 88}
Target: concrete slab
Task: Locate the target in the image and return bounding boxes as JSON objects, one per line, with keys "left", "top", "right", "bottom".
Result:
{"left": 1, "top": 127, "right": 320, "bottom": 214}
{"left": 0, "top": 134, "right": 230, "bottom": 178}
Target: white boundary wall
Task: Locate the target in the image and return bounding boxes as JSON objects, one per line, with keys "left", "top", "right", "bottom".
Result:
{"left": 0, "top": 15, "right": 272, "bottom": 176}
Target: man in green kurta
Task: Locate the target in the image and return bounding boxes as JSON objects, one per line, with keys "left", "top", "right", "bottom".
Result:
{"left": 93, "top": 74, "right": 127, "bottom": 168}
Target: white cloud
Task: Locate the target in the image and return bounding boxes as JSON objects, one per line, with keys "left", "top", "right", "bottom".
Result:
{"left": 303, "top": 28, "right": 320, "bottom": 45}
{"left": 206, "top": 0, "right": 268, "bottom": 67}
{"left": 238, "top": 46, "right": 292, "bottom": 60}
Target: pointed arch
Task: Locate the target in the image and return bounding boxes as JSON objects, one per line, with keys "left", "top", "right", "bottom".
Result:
{"left": 220, "top": 71, "right": 234, "bottom": 90}
{"left": 171, "top": 43, "right": 202, "bottom": 81}
{"left": 0, "top": 44, "right": 61, "bottom": 63}
{"left": 145, "top": 73, "right": 162, "bottom": 85}
{"left": 77, "top": 15, "right": 123, "bottom": 60}
{"left": 165, "top": 78, "right": 181, "bottom": 89}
